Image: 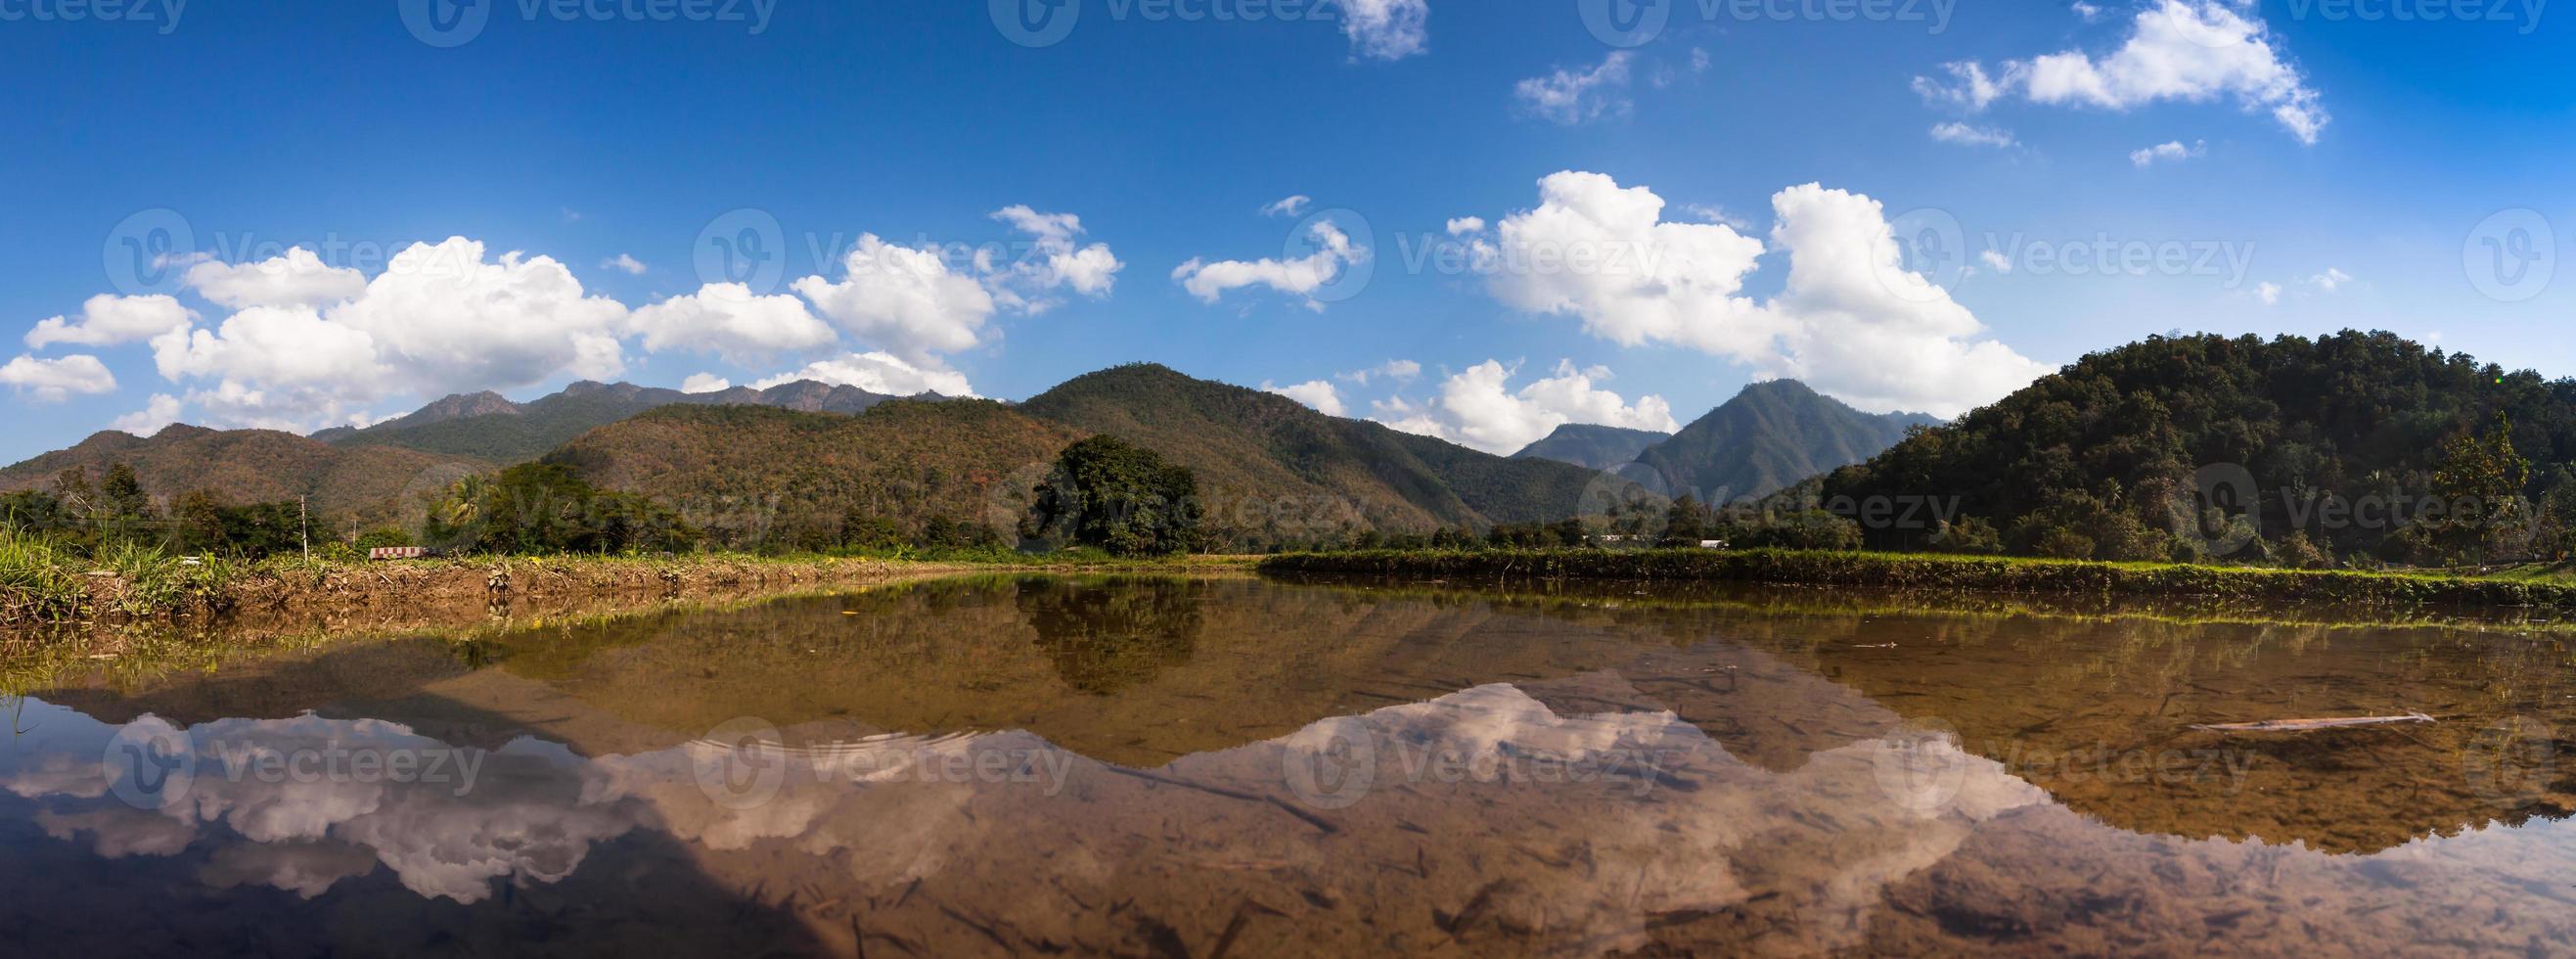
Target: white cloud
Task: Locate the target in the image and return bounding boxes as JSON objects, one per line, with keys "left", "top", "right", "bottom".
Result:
{"left": 983, "top": 206, "right": 1125, "bottom": 311}
{"left": 1339, "top": 358, "right": 1422, "bottom": 386}
{"left": 1445, "top": 216, "right": 1486, "bottom": 236}
{"left": 1172, "top": 218, "right": 1369, "bottom": 309}
{"left": 1338, "top": 0, "right": 1427, "bottom": 61}
{"left": 679, "top": 373, "right": 732, "bottom": 393}
{"left": 0, "top": 353, "right": 116, "bottom": 402}
{"left": 1374, "top": 360, "right": 1680, "bottom": 455}
{"left": 1929, "top": 122, "right": 2017, "bottom": 148}
{"left": 1911, "top": 61, "right": 2008, "bottom": 112}
{"left": 2255, "top": 281, "right": 2282, "bottom": 304}
{"left": 1979, "top": 250, "right": 2013, "bottom": 273}
{"left": 1691, "top": 47, "right": 1712, "bottom": 72}
{"left": 144, "top": 238, "right": 629, "bottom": 430}
{"left": 112, "top": 393, "right": 183, "bottom": 435}
{"left": 2072, "top": 1, "right": 2103, "bottom": 21}
{"left": 628, "top": 283, "right": 836, "bottom": 364}
{"left": 602, "top": 253, "right": 648, "bottom": 275}
{"left": 1514, "top": 51, "right": 1634, "bottom": 124}
{"left": 2128, "top": 139, "right": 2206, "bottom": 165}
{"left": 25, "top": 294, "right": 196, "bottom": 348}
{"left": 182, "top": 248, "right": 368, "bottom": 310}
{"left": 1919, "top": 0, "right": 2327, "bottom": 143}
{"left": 1260, "top": 196, "right": 1313, "bottom": 218}
{"left": 791, "top": 235, "right": 996, "bottom": 365}
{"left": 1481, "top": 171, "right": 2048, "bottom": 417}
{"left": 1263, "top": 379, "right": 1346, "bottom": 416}
{"left": 751, "top": 351, "right": 975, "bottom": 397}
{"left": 2308, "top": 267, "right": 2352, "bottom": 292}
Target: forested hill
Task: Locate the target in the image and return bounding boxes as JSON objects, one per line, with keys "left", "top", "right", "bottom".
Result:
{"left": 1020, "top": 364, "right": 1622, "bottom": 548}
{"left": 1818, "top": 331, "right": 2576, "bottom": 564}
{"left": 317, "top": 379, "right": 901, "bottom": 463}
{"left": 1632, "top": 380, "right": 1940, "bottom": 503}
{"left": 1511, "top": 424, "right": 1670, "bottom": 471}
{"left": 0, "top": 425, "right": 480, "bottom": 528}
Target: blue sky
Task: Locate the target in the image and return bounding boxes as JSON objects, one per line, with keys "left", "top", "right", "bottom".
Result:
{"left": 0, "top": 0, "right": 2568, "bottom": 458}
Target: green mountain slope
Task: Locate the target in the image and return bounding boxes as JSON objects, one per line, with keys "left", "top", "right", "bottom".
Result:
{"left": 545, "top": 400, "right": 1085, "bottom": 550}
{"left": 1511, "top": 424, "right": 1671, "bottom": 471}
{"left": 1818, "top": 331, "right": 2576, "bottom": 562}
{"left": 1631, "top": 380, "right": 1939, "bottom": 504}
{"left": 0, "top": 426, "right": 483, "bottom": 528}
{"left": 321, "top": 379, "right": 901, "bottom": 462}
{"left": 1019, "top": 364, "right": 1620, "bottom": 547}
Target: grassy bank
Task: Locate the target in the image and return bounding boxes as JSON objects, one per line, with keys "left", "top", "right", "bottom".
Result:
{"left": 1258, "top": 548, "right": 2576, "bottom": 609}
{"left": 0, "top": 528, "right": 1255, "bottom": 634}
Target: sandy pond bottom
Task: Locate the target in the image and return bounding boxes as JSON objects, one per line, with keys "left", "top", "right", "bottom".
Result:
{"left": 3, "top": 575, "right": 2573, "bottom": 957}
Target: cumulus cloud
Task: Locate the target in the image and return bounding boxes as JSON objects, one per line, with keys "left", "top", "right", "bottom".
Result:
{"left": 1375, "top": 360, "right": 1678, "bottom": 455}
{"left": 1978, "top": 250, "right": 2013, "bottom": 273}
{"left": 680, "top": 373, "right": 732, "bottom": 393}
{"left": 1338, "top": 0, "right": 1427, "bottom": 61}
{"left": 183, "top": 248, "right": 368, "bottom": 309}
{"left": 627, "top": 283, "right": 836, "bottom": 365}
{"left": 792, "top": 235, "right": 996, "bottom": 366}
{"left": 1260, "top": 196, "right": 1312, "bottom": 218}
{"left": 2129, "top": 139, "right": 2206, "bottom": 166}
{"left": 983, "top": 206, "right": 1124, "bottom": 310}
{"left": 1914, "top": 0, "right": 2327, "bottom": 143}
{"left": 25, "top": 294, "right": 196, "bottom": 348}
{"left": 2308, "top": 267, "right": 2352, "bottom": 292}
{"left": 602, "top": 253, "right": 648, "bottom": 275}
{"left": 145, "top": 238, "right": 628, "bottom": 429}
{"left": 1480, "top": 171, "right": 2047, "bottom": 417}
{"left": 1514, "top": 52, "right": 1634, "bottom": 124}
{"left": 1928, "top": 122, "right": 2017, "bottom": 148}
{"left": 112, "top": 393, "right": 184, "bottom": 435}
{"left": 751, "top": 351, "right": 974, "bottom": 397}
{"left": 1263, "top": 379, "right": 1346, "bottom": 416}
{"left": 1173, "top": 218, "right": 1369, "bottom": 309}
{"left": 0, "top": 353, "right": 116, "bottom": 402}
{"left": 1446, "top": 217, "right": 1486, "bottom": 236}
{"left": 2255, "top": 281, "right": 2282, "bottom": 304}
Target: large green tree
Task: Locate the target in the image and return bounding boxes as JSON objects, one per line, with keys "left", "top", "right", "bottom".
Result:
{"left": 1023, "top": 435, "right": 1204, "bottom": 557}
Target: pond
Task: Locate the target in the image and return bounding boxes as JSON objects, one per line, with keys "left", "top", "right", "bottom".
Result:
{"left": 3, "top": 574, "right": 2572, "bottom": 956}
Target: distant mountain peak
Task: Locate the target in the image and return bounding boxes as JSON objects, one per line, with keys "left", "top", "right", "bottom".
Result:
{"left": 1511, "top": 423, "right": 1673, "bottom": 471}
{"left": 1626, "top": 379, "right": 1939, "bottom": 503}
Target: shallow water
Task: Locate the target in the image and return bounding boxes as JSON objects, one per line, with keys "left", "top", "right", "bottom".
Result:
{"left": 4, "top": 574, "right": 2574, "bottom": 956}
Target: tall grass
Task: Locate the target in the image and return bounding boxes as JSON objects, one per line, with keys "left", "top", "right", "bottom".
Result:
{"left": 0, "top": 528, "right": 85, "bottom": 622}
{"left": 99, "top": 541, "right": 235, "bottom": 616}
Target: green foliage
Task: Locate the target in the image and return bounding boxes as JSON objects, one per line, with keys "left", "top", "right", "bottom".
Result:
{"left": 1024, "top": 436, "right": 1204, "bottom": 557}
{"left": 1632, "top": 380, "right": 1939, "bottom": 503}
{"left": 1819, "top": 331, "right": 2576, "bottom": 566}
{"left": 0, "top": 527, "right": 83, "bottom": 621}
{"left": 426, "top": 462, "right": 698, "bottom": 554}
{"left": 99, "top": 541, "right": 234, "bottom": 616}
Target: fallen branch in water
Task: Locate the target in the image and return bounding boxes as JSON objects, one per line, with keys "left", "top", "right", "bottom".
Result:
{"left": 2192, "top": 711, "right": 2435, "bottom": 733}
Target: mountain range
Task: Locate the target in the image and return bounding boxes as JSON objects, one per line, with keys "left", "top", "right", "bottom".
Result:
{"left": 1511, "top": 380, "right": 1940, "bottom": 503}
{"left": 313, "top": 379, "right": 911, "bottom": 462}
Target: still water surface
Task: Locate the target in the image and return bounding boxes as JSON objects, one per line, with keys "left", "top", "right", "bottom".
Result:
{"left": 4, "top": 575, "right": 2574, "bottom": 956}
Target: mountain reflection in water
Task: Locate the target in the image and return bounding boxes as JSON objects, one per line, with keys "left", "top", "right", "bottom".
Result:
{"left": 4, "top": 574, "right": 2574, "bottom": 956}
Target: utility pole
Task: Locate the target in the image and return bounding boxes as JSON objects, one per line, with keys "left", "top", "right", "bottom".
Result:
{"left": 299, "top": 495, "right": 309, "bottom": 561}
